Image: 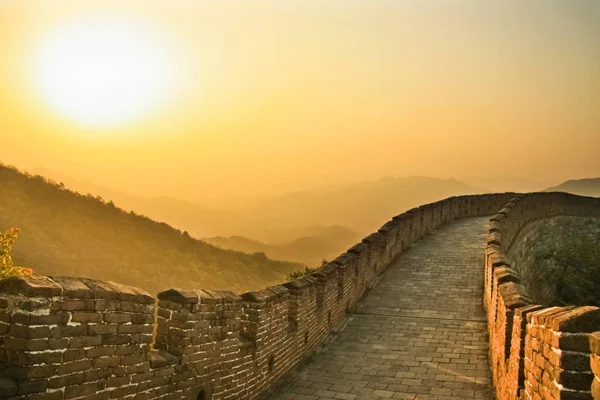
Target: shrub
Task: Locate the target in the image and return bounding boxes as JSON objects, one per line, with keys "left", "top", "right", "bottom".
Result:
{"left": 0, "top": 227, "right": 33, "bottom": 279}
{"left": 285, "top": 259, "right": 329, "bottom": 281}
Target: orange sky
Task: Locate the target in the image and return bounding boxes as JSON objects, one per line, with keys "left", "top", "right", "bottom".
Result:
{"left": 1, "top": 0, "right": 599, "bottom": 205}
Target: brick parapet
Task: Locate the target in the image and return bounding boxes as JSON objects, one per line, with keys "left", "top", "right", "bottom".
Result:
{"left": 485, "top": 192, "right": 600, "bottom": 399}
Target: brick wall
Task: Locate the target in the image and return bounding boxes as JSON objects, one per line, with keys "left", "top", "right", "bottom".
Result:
{"left": 523, "top": 307, "right": 599, "bottom": 399}
{"left": 0, "top": 192, "right": 575, "bottom": 400}
{"left": 485, "top": 192, "right": 600, "bottom": 399}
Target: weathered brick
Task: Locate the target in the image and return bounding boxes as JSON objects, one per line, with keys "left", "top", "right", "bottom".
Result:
{"left": 57, "top": 359, "right": 92, "bottom": 375}
{"left": 12, "top": 312, "right": 70, "bottom": 326}
{"left": 7, "top": 350, "right": 62, "bottom": 365}
{"left": 62, "top": 349, "right": 86, "bottom": 362}
{"left": 8, "top": 324, "right": 51, "bottom": 339}
{"left": 86, "top": 346, "right": 115, "bottom": 358}
{"left": 69, "top": 335, "right": 102, "bottom": 348}
{"left": 48, "top": 373, "right": 84, "bottom": 389}
{"left": 88, "top": 324, "right": 118, "bottom": 335}
{"left": 3, "top": 337, "right": 48, "bottom": 351}
{"left": 92, "top": 356, "right": 121, "bottom": 368}
{"left": 0, "top": 377, "right": 17, "bottom": 397}
{"left": 104, "top": 312, "right": 132, "bottom": 323}
{"left": 71, "top": 311, "right": 103, "bottom": 323}
{"left": 17, "top": 379, "right": 47, "bottom": 395}
{"left": 64, "top": 382, "right": 99, "bottom": 399}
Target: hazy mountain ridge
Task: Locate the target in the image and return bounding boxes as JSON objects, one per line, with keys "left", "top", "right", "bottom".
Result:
{"left": 29, "top": 168, "right": 491, "bottom": 240}
{"left": 246, "top": 175, "right": 487, "bottom": 234}
{"left": 21, "top": 169, "right": 494, "bottom": 269}
{"left": 545, "top": 178, "right": 600, "bottom": 198}
{"left": 0, "top": 164, "right": 303, "bottom": 295}
{"left": 462, "top": 176, "right": 555, "bottom": 193}
{"left": 204, "top": 225, "right": 361, "bottom": 267}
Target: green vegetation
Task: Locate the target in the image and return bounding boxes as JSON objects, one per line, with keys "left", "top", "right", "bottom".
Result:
{"left": 0, "top": 227, "right": 32, "bottom": 279}
{"left": 0, "top": 163, "right": 303, "bottom": 294}
{"left": 534, "top": 233, "right": 600, "bottom": 306}
{"left": 285, "top": 259, "right": 328, "bottom": 281}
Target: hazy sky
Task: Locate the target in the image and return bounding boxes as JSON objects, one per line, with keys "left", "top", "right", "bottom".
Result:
{"left": 1, "top": 0, "right": 599, "bottom": 204}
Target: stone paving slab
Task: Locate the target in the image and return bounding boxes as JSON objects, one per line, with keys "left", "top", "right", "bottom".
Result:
{"left": 268, "top": 217, "right": 493, "bottom": 400}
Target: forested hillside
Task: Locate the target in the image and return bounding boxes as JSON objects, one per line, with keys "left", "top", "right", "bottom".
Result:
{"left": 0, "top": 164, "right": 302, "bottom": 295}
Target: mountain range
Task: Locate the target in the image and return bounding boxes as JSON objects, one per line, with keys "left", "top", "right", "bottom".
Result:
{"left": 204, "top": 225, "right": 360, "bottom": 267}
{"left": 16, "top": 164, "right": 598, "bottom": 274}
{"left": 546, "top": 178, "right": 600, "bottom": 198}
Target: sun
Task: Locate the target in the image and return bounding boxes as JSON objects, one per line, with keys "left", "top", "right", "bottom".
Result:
{"left": 32, "top": 15, "right": 178, "bottom": 127}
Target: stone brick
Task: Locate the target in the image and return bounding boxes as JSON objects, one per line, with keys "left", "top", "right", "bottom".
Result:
{"left": 69, "top": 335, "right": 102, "bottom": 348}
{"left": 86, "top": 346, "right": 115, "bottom": 358}
{"left": 0, "top": 377, "right": 17, "bottom": 397}
{"left": 63, "top": 348, "right": 86, "bottom": 362}
{"left": 8, "top": 324, "right": 51, "bottom": 339}
{"left": 17, "top": 379, "right": 47, "bottom": 395}
{"left": 104, "top": 312, "right": 132, "bottom": 323}
{"left": 92, "top": 356, "right": 121, "bottom": 368}
{"left": 592, "top": 377, "right": 600, "bottom": 400}
{"left": 0, "top": 276, "right": 62, "bottom": 297}
{"left": 550, "top": 307, "right": 600, "bottom": 333}
{"left": 64, "top": 382, "right": 99, "bottom": 399}
{"left": 591, "top": 354, "right": 600, "bottom": 377}
{"left": 57, "top": 359, "right": 92, "bottom": 375}
{"left": 590, "top": 332, "right": 600, "bottom": 355}
{"left": 12, "top": 312, "right": 70, "bottom": 326}
{"left": 47, "top": 373, "right": 85, "bottom": 389}
{"left": 49, "top": 276, "right": 94, "bottom": 298}
{"left": 88, "top": 324, "right": 118, "bottom": 335}
{"left": 71, "top": 311, "right": 103, "bottom": 323}
{"left": 7, "top": 349, "right": 62, "bottom": 365}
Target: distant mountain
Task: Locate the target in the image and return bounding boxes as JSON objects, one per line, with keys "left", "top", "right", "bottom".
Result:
{"left": 462, "top": 176, "right": 554, "bottom": 193}
{"left": 237, "top": 224, "right": 359, "bottom": 246}
{"left": 242, "top": 176, "right": 487, "bottom": 234}
{"left": 0, "top": 164, "right": 302, "bottom": 295}
{"left": 26, "top": 170, "right": 489, "bottom": 242}
{"left": 546, "top": 178, "right": 600, "bottom": 198}
{"left": 204, "top": 225, "right": 361, "bottom": 267}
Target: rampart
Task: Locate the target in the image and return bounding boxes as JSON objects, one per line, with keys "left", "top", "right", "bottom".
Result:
{"left": 484, "top": 192, "right": 600, "bottom": 399}
{"left": 0, "top": 193, "right": 517, "bottom": 400}
{"left": 1, "top": 191, "right": 600, "bottom": 400}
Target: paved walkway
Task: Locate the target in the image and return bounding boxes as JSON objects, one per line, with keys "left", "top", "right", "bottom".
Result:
{"left": 269, "top": 217, "right": 493, "bottom": 400}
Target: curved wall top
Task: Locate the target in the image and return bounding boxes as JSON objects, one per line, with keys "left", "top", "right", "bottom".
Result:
{"left": 483, "top": 192, "right": 600, "bottom": 400}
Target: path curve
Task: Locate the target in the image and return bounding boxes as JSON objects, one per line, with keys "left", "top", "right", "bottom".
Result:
{"left": 269, "top": 217, "right": 493, "bottom": 400}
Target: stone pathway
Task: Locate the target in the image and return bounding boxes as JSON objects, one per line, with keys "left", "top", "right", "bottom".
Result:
{"left": 268, "top": 217, "right": 493, "bottom": 400}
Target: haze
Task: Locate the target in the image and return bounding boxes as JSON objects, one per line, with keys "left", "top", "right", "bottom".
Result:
{"left": 1, "top": 0, "right": 599, "bottom": 207}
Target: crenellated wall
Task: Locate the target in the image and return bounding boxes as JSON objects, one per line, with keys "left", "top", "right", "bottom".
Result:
{"left": 484, "top": 192, "right": 600, "bottom": 399}
{"left": 0, "top": 193, "right": 519, "bottom": 400}
{"left": 2, "top": 192, "right": 600, "bottom": 399}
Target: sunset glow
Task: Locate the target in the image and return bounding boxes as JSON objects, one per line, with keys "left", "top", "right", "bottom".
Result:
{"left": 0, "top": 1, "right": 598, "bottom": 203}
{"left": 31, "top": 15, "right": 178, "bottom": 127}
